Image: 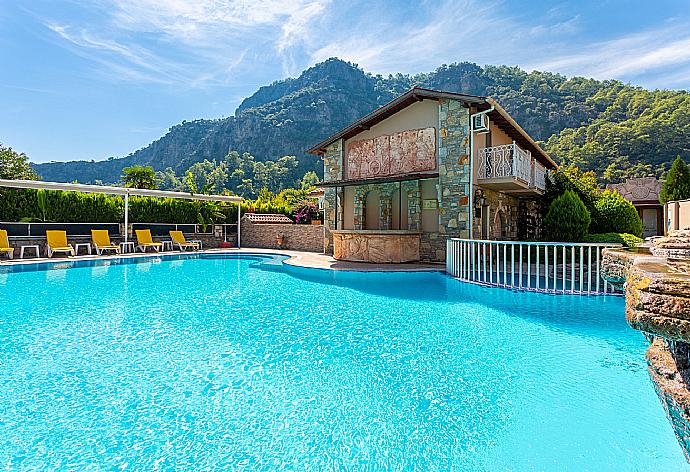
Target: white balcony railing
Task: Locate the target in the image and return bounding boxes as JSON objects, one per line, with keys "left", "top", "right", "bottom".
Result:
{"left": 478, "top": 143, "right": 548, "bottom": 192}
{"left": 534, "top": 162, "right": 547, "bottom": 191}
{"left": 477, "top": 143, "right": 532, "bottom": 184}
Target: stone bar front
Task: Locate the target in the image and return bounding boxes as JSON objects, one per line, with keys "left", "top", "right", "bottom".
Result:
{"left": 331, "top": 230, "right": 421, "bottom": 263}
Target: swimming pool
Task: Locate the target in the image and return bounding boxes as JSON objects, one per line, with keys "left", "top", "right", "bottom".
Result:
{"left": 0, "top": 254, "right": 685, "bottom": 470}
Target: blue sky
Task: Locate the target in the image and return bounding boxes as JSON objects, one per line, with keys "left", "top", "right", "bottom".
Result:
{"left": 2, "top": 0, "right": 689, "bottom": 164}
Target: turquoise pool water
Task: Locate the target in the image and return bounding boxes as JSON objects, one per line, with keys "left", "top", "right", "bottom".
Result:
{"left": 0, "top": 254, "right": 686, "bottom": 470}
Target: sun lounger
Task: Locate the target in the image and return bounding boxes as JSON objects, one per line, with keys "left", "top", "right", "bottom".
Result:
{"left": 0, "top": 230, "right": 14, "bottom": 260}
{"left": 91, "top": 229, "right": 121, "bottom": 255}
{"left": 169, "top": 230, "right": 201, "bottom": 251}
{"left": 46, "top": 230, "right": 75, "bottom": 258}
{"left": 135, "top": 229, "right": 163, "bottom": 253}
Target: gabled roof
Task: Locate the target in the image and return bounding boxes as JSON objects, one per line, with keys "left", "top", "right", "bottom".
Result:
{"left": 306, "top": 87, "right": 556, "bottom": 169}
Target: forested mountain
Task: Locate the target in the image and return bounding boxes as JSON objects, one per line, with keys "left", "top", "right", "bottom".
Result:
{"left": 32, "top": 58, "right": 690, "bottom": 186}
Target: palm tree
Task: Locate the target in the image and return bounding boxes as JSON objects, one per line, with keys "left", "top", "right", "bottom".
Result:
{"left": 121, "top": 165, "right": 158, "bottom": 189}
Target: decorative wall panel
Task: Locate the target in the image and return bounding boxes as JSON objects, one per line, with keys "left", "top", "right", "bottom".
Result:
{"left": 347, "top": 127, "right": 436, "bottom": 179}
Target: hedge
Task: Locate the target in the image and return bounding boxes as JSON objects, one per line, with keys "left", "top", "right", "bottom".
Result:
{"left": 583, "top": 232, "right": 643, "bottom": 248}
{"left": 0, "top": 188, "right": 311, "bottom": 225}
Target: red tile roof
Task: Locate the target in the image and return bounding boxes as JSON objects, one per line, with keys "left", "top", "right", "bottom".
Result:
{"left": 243, "top": 213, "right": 294, "bottom": 224}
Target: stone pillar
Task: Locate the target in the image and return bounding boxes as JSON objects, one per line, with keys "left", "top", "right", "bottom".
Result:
{"left": 353, "top": 186, "right": 366, "bottom": 230}
{"left": 379, "top": 187, "right": 393, "bottom": 230}
{"left": 406, "top": 182, "right": 421, "bottom": 231}
{"left": 323, "top": 140, "right": 343, "bottom": 254}
{"left": 437, "top": 99, "right": 471, "bottom": 258}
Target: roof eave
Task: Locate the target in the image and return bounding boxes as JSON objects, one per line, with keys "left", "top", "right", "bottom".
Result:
{"left": 306, "top": 87, "right": 486, "bottom": 155}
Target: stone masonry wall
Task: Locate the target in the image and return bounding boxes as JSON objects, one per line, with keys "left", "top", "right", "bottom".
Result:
{"left": 436, "top": 99, "right": 471, "bottom": 260}
{"left": 240, "top": 219, "right": 324, "bottom": 253}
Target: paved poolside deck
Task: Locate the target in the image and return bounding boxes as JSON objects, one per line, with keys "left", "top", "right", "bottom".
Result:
{"left": 0, "top": 248, "right": 445, "bottom": 272}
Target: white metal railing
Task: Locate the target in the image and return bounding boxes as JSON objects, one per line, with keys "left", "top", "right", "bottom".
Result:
{"left": 533, "top": 162, "right": 547, "bottom": 191}
{"left": 477, "top": 142, "right": 532, "bottom": 184}
{"left": 446, "top": 239, "right": 623, "bottom": 295}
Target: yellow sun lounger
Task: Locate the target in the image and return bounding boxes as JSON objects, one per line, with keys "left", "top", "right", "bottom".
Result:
{"left": 91, "top": 229, "right": 121, "bottom": 255}
{"left": 46, "top": 230, "right": 75, "bottom": 258}
{"left": 0, "top": 229, "right": 14, "bottom": 260}
{"left": 169, "top": 230, "right": 200, "bottom": 252}
{"left": 135, "top": 229, "right": 163, "bottom": 253}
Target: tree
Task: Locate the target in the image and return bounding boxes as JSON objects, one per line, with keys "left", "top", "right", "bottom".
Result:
{"left": 544, "top": 190, "right": 591, "bottom": 242}
{"left": 659, "top": 156, "right": 690, "bottom": 204}
{"left": 156, "top": 167, "right": 183, "bottom": 191}
{"left": 0, "top": 144, "right": 39, "bottom": 180}
{"left": 122, "top": 165, "right": 158, "bottom": 189}
{"left": 300, "top": 171, "right": 320, "bottom": 190}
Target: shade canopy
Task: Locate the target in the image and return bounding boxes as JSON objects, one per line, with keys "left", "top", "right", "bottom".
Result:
{"left": 0, "top": 179, "right": 242, "bottom": 203}
{"left": 0, "top": 179, "right": 242, "bottom": 247}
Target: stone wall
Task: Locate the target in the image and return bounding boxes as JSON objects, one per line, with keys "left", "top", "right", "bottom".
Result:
{"left": 437, "top": 99, "right": 471, "bottom": 249}
{"left": 240, "top": 219, "right": 324, "bottom": 253}
{"left": 602, "top": 232, "right": 690, "bottom": 463}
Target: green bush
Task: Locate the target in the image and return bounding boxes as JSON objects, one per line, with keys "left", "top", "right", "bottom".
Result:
{"left": 583, "top": 232, "right": 643, "bottom": 248}
{"left": 544, "top": 190, "right": 591, "bottom": 242}
{"left": 590, "top": 190, "right": 643, "bottom": 237}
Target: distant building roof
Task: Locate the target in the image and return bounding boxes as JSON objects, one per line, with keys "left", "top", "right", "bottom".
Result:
{"left": 306, "top": 87, "right": 556, "bottom": 169}
{"left": 307, "top": 187, "right": 325, "bottom": 197}
{"left": 607, "top": 177, "right": 663, "bottom": 205}
{"left": 242, "top": 213, "right": 294, "bottom": 224}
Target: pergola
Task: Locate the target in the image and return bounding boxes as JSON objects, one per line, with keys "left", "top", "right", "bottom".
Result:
{"left": 0, "top": 179, "right": 243, "bottom": 247}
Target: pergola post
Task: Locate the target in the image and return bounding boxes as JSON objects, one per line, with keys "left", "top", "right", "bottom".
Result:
{"left": 237, "top": 200, "right": 241, "bottom": 248}
{"left": 124, "top": 192, "right": 129, "bottom": 244}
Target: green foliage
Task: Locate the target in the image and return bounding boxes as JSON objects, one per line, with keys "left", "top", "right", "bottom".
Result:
{"left": 659, "top": 156, "right": 690, "bottom": 204}
{"left": 156, "top": 167, "right": 183, "bottom": 191}
{"left": 122, "top": 165, "right": 158, "bottom": 189}
{"left": 583, "top": 233, "right": 643, "bottom": 248}
{"left": 545, "top": 87, "right": 690, "bottom": 184}
{"left": 0, "top": 144, "right": 39, "bottom": 180}
{"left": 591, "top": 190, "right": 643, "bottom": 237}
{"left": 545, "top": 166, "right": 600, "bottom": 219}
{"left": 0, "top": 186, "right": 315, "bottom": 225}
{"left": 300, "top": 171, "right": 320, "bottom": 190}
{"left": 544, "top": 190, "right": 591, "bottom": 242}
{"left": 0, "top": 189, "right": 123, "bottom": 223}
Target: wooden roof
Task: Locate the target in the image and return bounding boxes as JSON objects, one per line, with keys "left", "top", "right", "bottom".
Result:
{"left": 306, "top": 87, "right": 556, "bottom": 169}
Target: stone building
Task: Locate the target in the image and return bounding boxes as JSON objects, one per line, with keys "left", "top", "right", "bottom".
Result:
{"left": 607, "top": 177, "right": 664, "bottom": 237}
{"left": 307, "top": 88, "right": 558, "bottom": 263}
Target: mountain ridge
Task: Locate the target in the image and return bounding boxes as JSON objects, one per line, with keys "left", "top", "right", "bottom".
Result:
{"left": 32, "top": 58, "right": 690, "bottom": 186}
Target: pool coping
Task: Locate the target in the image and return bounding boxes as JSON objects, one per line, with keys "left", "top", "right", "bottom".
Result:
{"left": 0, "top": 248, "right": 446, "bottom": 273}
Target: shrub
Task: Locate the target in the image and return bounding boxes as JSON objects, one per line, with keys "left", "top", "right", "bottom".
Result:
{"left": 583, "top": 233, "right": 643, "bottom": 248}
{"left": 544, "top": 190, "right": 591, "bottom": 241}
{"left": 293, "top": 201, "right": 320, "bottom": 224}
{"left": 590, "top": 190, "right": 643, "bottom": 237}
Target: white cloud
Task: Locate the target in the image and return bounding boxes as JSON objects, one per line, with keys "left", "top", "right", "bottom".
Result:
{"left": 43, "top": 0, "right": 330, "bottom": 86}
{"left": 529, "top": 23, "right": 690, "bottom": 86}
{"left": 41, "top": 0, "right": 690, "bottom": 90}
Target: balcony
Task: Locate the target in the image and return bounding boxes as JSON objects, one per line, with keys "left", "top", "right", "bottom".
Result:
{"left": 477, "top": 143, "right": 546, "bottom": 194}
